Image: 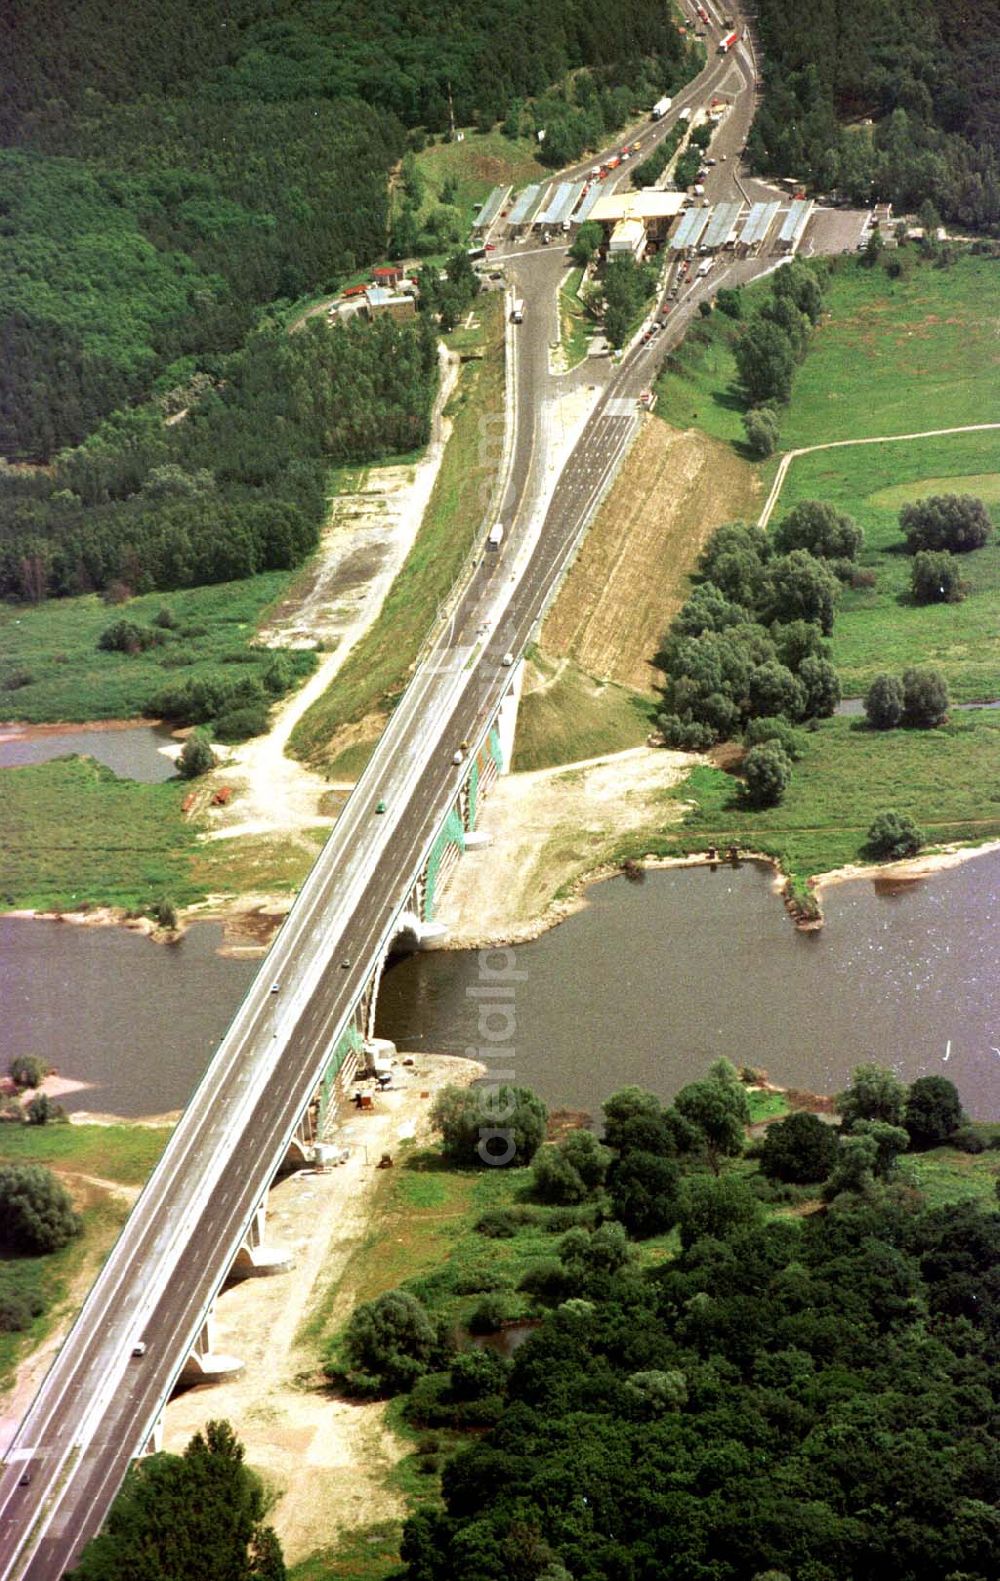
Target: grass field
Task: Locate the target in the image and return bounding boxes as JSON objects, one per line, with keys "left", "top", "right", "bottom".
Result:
{"left": 512, "top": 652, "right": 654, "bottom": 771}
{"left": 775, "top": 431, "right": 1000, "bottom": 700}
{"left": 0, "top": 757, "right": 201, "bottom": 913}
{"left": 402, "top": 130, "right": 547, "bottom": 235}
{"left": 290, "top": 296, "right": 506, "bottom": 773}
{"left": 779, "top": 254, "right": 1000, "bottom": 448}
{"left": 0, "top": 572, "right": 308, "bottom": 725}
{"left": 654, "top": 253, "right": 1000, "bottom": 451}
{"left": 559, "top": 266, "right": 592, "bottom": 369}
{"left": 0, "top": 1121, "right": 170, "bottom": 1392}
{"left": 626, "top": 711, "right": 1000, "bottom": 895}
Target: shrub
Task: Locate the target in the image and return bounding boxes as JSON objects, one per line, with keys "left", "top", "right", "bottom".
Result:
{"left": 341, "top": 1289, "right": 446, "bottom": 1393}
{"left": 866, "top": 811, "right": 923, "bottom": 860}
{"left": 865, "top": 673, "right": 905, "bottom": 730}
{"left": 900, "top": 494, "right": 992, "bottom": 554}
{"left": 716, "top": 287, "right": 743, "bottom": 319}
{"left": 9, "top": 1054, "right": 48, "bottom": 1089}
{"left": 902, "top": 666, "right": 949, "bottom": 727}
{"left": 904, "top": 1076, "right": 964, "bottom": 1148}
{"left": 910, "top": 550, "right": 966, "bottom": 604}
{"left": 657, "top": 714, "right": 720, "bottom": 751}
{"left": 742, "top": 742, "right": 792, "bottom": 807}
{"left": 773, "top": 501, "right": 863, "bottom": 562}
{"left": 154, "top": 606, "right": 178, "bottom": 629}
{"left": 431, "top": 1084, "right": 548, "bottom": 1168}
{"left": 467, "top": 1293, "right": 512, "bottom": 1334}
{"left": 475, "top": 1209, "right": 522, "bottom": 1238}
{"left": 531, "top": 1131, "right": 611, "bottom": 1204}
{"left": 3, "top": 668, "right": 34, "bottom": 691}
{"left": 951, "top": 1127, "right": 986, "bottom": 1155}
{"left": 742, "top": 406, "right": 780, "bottom": 457}
{"left": 837, "top": 1063, "right": 907, "bottom": 1130}
{"left": 742, "top": 716, "right": 804, "bottom": 759}
{"left": 0, "top": 1164, "right": 81, "bottom": 1253}
{"left": 213, "top": 705, "right": 270, "bottom": 742}
{"left": 177, "top": 733, "right": 216, "bottom": 779}
{"left": 0, "top": 1284, "right": 45, "bottom": 1333}
{"left": 797, "top": 654, "right": 841, "bottom": 718}
{"left": 98, "top": 620, "right": 162, "bottom": 655}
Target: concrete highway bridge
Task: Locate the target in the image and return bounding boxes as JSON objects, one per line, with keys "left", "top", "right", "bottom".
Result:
{"left": 0, "top": 15, "right": 765, "bottom": 1576}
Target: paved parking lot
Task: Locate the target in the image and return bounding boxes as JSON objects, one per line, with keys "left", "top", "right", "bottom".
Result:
{"left": 802, "top": 206, "right": 871, "bottom": 256}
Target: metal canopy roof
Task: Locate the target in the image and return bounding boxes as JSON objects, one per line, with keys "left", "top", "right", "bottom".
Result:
{"left": 740, "top": 201, "right": 780, "bottom": 247}
{"left": 671, "top": 206, "right": 710, "bottom": 249}
{"left": 473, "top": 186, "right": 509, "bottom": 230}
{"left": 507, "top": 184, "right": 542, "bottom": 225}
{"left": 702, "top": 201, "right": 743, "bottom": 249}
{"left": 778, "top": 198, "right": 813, "bottom": 243}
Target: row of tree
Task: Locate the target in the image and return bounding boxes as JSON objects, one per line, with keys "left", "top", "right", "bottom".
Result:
{"left": 655, "top": 510, "right": 848, "bottom": 754}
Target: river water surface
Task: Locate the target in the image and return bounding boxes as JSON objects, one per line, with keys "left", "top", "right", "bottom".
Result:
{"left": 0, "top": 723, "right": 178, "bottom": 783}
{"left": 1, "top": 854, "right": 998, "bottom": 1118}
{"left": 376, "top": 854, "right": 1000, "bottom": 1120}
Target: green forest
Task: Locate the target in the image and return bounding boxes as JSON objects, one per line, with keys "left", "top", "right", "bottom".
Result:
{"left": 1, "top": 0, "right": 690, "bottom": 463}
{"left": 336, "top": 1065, "right": 1000, "bottom": 1581}
{"left": 749, "top": 0, "right": 1000, "bottom": 228}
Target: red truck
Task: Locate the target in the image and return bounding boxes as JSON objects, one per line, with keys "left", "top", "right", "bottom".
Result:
{"left": 718, "top": 28, "right": 739, "bottom": 51}
{"left": 696, "top": 3, "right": 709, "bottom": 20}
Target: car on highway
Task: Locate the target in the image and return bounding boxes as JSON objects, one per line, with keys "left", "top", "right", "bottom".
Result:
{"left": 19, "top": 1472, "right": 31, "bottom": 1487}
{"left": 376, "top": 799, "right": 386, "bottom": 814}
{"left": 132, "top": 1341, "right": 147, "bottom": 1357}
{"left": 501, "top": 653, "right": 514, "bottom": 667}
{"left": 340, "top": 958, "right": 351, "bottom": 969}
{"left": 270, "top": 982, "right": 281, "bottom": 994}
{"left": 452, "top": 748, "right": 465, "bottom": 764}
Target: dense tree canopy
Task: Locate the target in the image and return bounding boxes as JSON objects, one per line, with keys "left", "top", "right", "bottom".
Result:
{"left": 748, "top": 0, "right": 1000, "bottom": 230}
{"left": 399, "top": 1180, "right": 1000, "bottom": 1580}
{"left": 70, "top": 1420, "right": 285, "bottom": 1581}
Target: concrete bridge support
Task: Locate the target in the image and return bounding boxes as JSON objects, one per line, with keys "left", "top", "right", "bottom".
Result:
{"left": 494, "top": 659, "right": 524, "bottom": 774}
{"left": 229, "top": 1191, "right": 293, "bottom": 1280}
{"left": 178, "top": 1303, "right": 244, "bottom": 1386}
{"left": 140, "top": 1413, "right": 164, "bottom": 1457}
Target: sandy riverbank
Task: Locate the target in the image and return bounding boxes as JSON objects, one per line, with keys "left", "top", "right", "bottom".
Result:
{"left": 162, "top": 1051, "right": 481, "bottom": 1562}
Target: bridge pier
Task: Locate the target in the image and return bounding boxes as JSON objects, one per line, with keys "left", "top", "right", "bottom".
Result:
{"left": 179, "top": 1303, "right": 244, "bottom": 1386}
{"left": 493, "top": 660, "right": 524, "bottom": 775}
{"left": 229, "top": 1190, "right": 292, "bottom": 1280}
{"left": 140, "top": 1413, "right": 164, "bottom": 1457}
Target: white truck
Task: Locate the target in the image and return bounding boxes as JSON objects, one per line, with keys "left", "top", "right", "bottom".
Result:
{"left": 651, "top": 96, "right": 672, "bottom": 120}
{"left": 510, "top": 298, "right": 525, "bottom": 323}
{"left": 488, "top": 522, "right": 505, "bottom": 550}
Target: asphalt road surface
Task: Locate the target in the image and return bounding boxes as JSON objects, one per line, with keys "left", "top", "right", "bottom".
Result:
{"left": 0, "top": 15, "right": 767, "bottom": 1581}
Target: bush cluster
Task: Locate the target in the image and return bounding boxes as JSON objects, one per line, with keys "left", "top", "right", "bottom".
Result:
{"left": 864, "top": 666, "right": 950, "bottom": 730}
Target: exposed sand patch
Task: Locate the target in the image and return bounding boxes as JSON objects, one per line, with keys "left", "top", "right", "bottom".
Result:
{"left": 437, "top": 745, "right": 694, "bottom": 947}
{"left": 539, "top": 420, "right": 759, "bottom": 691}
{"left": 162, "top": 1053, "right": 481, "bottom": 1563}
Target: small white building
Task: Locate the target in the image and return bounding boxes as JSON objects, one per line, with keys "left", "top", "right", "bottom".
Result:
{"left": 609, "top": 218, "right": 647, "bottom": 259}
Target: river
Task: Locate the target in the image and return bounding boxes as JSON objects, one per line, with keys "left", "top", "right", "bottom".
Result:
{"left": 376, "top": 854, "right": 1000, "bottom": 1121}
{"left": 1, "top": 855, "right": 997, "bottom": 1119}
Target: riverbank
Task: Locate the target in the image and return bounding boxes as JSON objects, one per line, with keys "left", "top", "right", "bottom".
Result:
{"left": 161, "top": 1052, "right": 483, "bottom": 1565}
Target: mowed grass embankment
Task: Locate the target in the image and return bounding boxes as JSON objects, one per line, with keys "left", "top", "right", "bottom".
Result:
{"left": 621, "top": 711, "right": 1000, "bottom": 895}
{"left": 0, "top": 570, "right": 318, "bottom": 725}
{"left": 511, "top": 651, "right": 654, "bottom": 772}
{"left": 776, "top": 430, "right": 1000, "bottom": 700}
{"left": 654, "top": 253, "right": 1000, "bottom": 449}
{"left": 290, "top": 294, "right": 506, "bottom": 774}
{"left": 0, "top": 1122, "right": 170, "bottom": 1393}
{"left": 0, "top": 757, "right": 201, "bottom": 913}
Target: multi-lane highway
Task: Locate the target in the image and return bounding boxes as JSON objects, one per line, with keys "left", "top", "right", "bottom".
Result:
{"left": 0, "top": 14, "right": 764, "bottom": 1579}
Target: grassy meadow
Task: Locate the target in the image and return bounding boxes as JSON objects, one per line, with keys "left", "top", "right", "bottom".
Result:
{"left": 0, "top": 757, "right": 201, "bottom": 913}
{"left": 654, "top": 252, "right": 1000, "bottom": 449}
{"left": 775, "top": 430, "right": 1000, "bottom": 700}
{"left": 626, "top": 711, "right": 1000, "bottom": 894}
{"left": 0, "top": 572, "right": 308, "bottom": 725}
